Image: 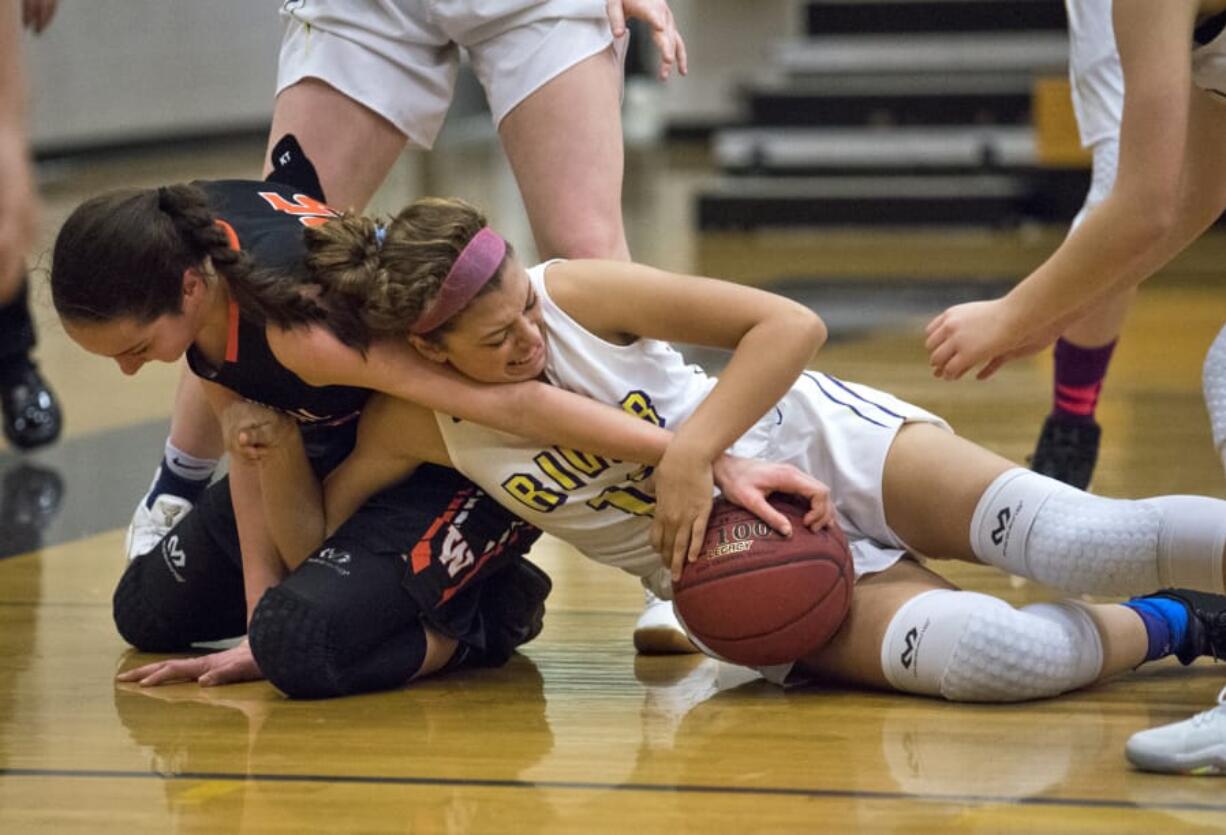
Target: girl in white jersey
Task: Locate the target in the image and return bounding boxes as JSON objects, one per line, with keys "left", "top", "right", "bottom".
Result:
{"left": 233, "top": 197, "right": 1226, "bottom": 704}
{"left": 926, "top": 0, "right": 1226, "bottom": 382}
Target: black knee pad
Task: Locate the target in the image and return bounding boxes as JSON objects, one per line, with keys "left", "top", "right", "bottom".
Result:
{"left": 248, "top": 585, "right": 337, "bottom": 699}
{"left": 112, "top": 561, "right": 187, "bottom": 652}
{"left": 250, "top": 585, "right": 430, "bottom": 700}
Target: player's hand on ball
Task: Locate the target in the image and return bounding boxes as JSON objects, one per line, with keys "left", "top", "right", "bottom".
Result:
{"left": 116, "top": 641, "right": 262, "bottom": 688}
{"left": 713, "top": 455, "right": 834, "bottom": 534}
{"left": 650, "top": 439, "right": 714, "bottom": 581}
{"left": 925, "top": 297, "right": 1034, "bottom": 381}
{"left": 221, "top": 402, "right": 295, "bottom": 461}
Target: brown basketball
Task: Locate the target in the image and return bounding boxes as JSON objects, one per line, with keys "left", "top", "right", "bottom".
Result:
{"left": 673, "top": 495, "right": 853, "bottom": 667}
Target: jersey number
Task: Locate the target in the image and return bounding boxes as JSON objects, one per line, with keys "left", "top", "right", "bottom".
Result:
{"left": 258, "top": 191, "right": 337, "bottom": 228}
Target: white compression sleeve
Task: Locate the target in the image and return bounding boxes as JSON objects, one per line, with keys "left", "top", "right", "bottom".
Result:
{"left": 881, "top": 590, "right": 1104, "bottom": 702}
{"left": 970, "top": 468, "right": 1226, "bottom": 595}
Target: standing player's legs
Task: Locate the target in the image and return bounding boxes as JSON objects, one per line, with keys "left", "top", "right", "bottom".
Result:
{"left": 1031, "top": 139, "right": 1131, "bottom": 489}
{"left": 496, "top": 46, "right": 630, "bottom": 261}
{"left": 1031, "top": 0, "right": 1125, "bottom": 488}
{"left": 262, "top": 78, "right": 408, "bottom": 212}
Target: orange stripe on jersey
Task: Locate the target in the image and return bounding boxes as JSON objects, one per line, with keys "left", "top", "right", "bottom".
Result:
{"left": 225, "top": 300, "right": 240, "bottom": 364}
{"left": 409, "top": 494, "right": 465, "bottom": 575}
{"left": 437, "top": 530, "right": 523, "bottom": 606}
{"left": 212, "top": 220, "right": 243, "bottom": 363}
{"left": 213, "top": 219, "right": 241, "bottom": 251}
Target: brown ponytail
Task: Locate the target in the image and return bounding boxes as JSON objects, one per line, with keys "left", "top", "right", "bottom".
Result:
{"left": 51, "top": 183, "right": 325, "bottom": 329}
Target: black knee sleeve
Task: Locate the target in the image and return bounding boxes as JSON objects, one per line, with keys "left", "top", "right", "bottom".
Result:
{"left": 112, "top": 561, "right": 189, "bottom": 652}
{"left": 249, "top": 585, "right": 429, "bottom": 700}
{"left": 111, "top": 484, "right": 246, "bottom": 650}
{"left": 248, "top": 585, "right": 337, "bottom": 699}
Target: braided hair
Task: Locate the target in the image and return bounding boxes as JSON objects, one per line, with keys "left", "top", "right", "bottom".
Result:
{"left": 50, "top": 183, "right": 324, "bottom": 329}
{"left": 304, "top": 197, "right": 510, "bottom": 351}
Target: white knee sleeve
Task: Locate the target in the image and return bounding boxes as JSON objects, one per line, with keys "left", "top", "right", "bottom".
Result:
{"left": 881, "top": 590, "right": 1104, "bottom": 702}
{"left": 1204, "top": 323, "right": 1226, "bottom": 458}
{"left": 970, "top": 468, "right": 1226, "bottom": 596}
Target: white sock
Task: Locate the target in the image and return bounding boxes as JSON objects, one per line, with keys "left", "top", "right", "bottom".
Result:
{"left": 163, "top": 440, "right": 219, "bottom": 482}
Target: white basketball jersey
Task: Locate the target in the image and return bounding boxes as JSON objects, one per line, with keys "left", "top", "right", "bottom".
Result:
{"left": 434, "top": 262, "right": 778, "bottom": 595}
{"left": 435, "top": 261, "right": 951, "bottom": 599}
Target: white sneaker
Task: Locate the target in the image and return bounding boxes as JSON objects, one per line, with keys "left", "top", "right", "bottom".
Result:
{"left": 124, "top": 478, "right": 194, "bottom": 562}
{"left": 633, "top": 588, "right": 698, "bottom": 655}
{"left": 1126, "top": 686, "right": 1226, "bottom": 775}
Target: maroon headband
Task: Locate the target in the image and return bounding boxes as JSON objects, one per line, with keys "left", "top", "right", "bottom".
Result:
{"left": 410, "top": 228, "right": 508, "bottom": 335}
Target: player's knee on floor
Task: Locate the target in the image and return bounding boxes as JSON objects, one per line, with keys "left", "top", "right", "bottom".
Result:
{"left": 248, "top": 584, "right": 429, "bottom": 699}
{"left": 112, "top": 562, "right": 186, "bottom": 652}
{"left": 880, "top": 590, "right": 1104, "bottom": 702}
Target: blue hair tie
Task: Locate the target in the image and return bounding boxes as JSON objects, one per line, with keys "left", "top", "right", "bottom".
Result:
{"left": 374, "top": 225, "right": 387, "bottom": 249}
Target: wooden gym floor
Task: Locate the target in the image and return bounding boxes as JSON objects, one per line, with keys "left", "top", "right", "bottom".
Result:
{"left": 2, "top": 137, "right": 1225, "bottom": 833}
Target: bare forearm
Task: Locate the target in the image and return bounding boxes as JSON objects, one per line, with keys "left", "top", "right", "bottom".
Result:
{"left": 257, "top": 434, "right": 326, "bottom": 571}
{"left": 354, "top": 339, "right": 674, "bottom": 464}
{"left": 1006, "top": 188, "right": 1220, "bottom": 331}
{"left": 672, "top": 311, "right": 824, "bottom": 460}
{"left": 229, "top": 464, "right": 289, "bottom": 623}
{"left": 509, "top": 384, "right": 674, "bottom": 463}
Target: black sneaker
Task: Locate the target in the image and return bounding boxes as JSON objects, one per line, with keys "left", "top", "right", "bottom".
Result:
{"left": 0, "top": 362, "right": 62, "bottom": 450}
{"left": 1138, "top": 589, "right": 1226, "bottom": 665}
{"left": 1028, "top": 414, "right": 1101, "bottom": 490}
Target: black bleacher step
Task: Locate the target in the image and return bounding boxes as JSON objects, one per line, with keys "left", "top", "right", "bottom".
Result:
{"left": 695, "top": 173, "right": 1089, "bottom": 229}
{"left": 746, "top": 74, "right": 1033, "bottom": 126}
{"left": 714, "top": 126, "right": 1035, "bottom": 176}
{"left": 775, "top": 33, "right": 1068, "bottom": 77}
{"left": 807, "top": 0, "right": 1067, "bottom": 36}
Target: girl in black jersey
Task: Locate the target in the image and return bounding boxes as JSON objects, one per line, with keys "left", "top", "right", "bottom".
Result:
{"left": 49, "top": 172, "right": 813, "bottom": 695}
{"left": 48, "top": 175, "right": 582, "bottom": 697}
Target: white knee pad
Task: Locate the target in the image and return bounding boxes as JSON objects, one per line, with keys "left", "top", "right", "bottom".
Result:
{"left": 970, "top": 468, "right": 1226, "bottom": 596}
{"left": 1204, "top": 323, "right": 1226, "bottom": 457}
{"left": 881, "top": 590, "right": 1104, "bottom": 703}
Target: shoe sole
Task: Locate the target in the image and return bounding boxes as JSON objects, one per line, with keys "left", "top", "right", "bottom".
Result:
{"left": 1126, "top": 744, "right": 1226, "bottom": 775}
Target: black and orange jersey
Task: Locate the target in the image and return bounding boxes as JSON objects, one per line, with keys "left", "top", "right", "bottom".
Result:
{"left": 185, "top": 176, "right": 369, "bottom": 438}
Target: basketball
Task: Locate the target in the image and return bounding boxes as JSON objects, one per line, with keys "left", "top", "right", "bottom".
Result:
{"left": 672, "top": 494, "right": 853, "bottom": 667}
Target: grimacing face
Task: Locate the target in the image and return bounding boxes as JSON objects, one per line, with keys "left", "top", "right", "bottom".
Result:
{"left": 413, "top": 258, "right": 548, "bottom": 384}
